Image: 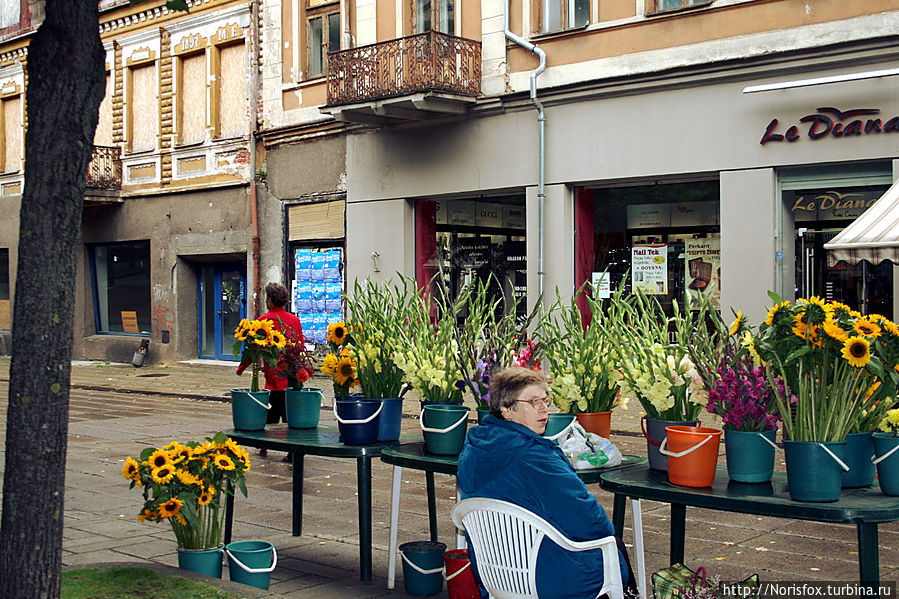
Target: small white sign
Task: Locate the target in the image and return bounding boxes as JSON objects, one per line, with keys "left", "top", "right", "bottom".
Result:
{"left": 591, "top": 271, "right": 611, "bottom": 299}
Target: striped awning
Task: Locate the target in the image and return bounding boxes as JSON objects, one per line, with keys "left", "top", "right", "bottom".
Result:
{"left": 824, "top": 179, "right": 899, "bottom": 266}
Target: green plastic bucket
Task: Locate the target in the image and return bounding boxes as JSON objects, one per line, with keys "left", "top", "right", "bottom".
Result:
{"left": 784, "top": 440, "right": 848, "bottom": 502}
{"left": 476, "top": 408, "right": 489, "bottom": 425}
{"left": 421, "top": 404, "right": 469, "bottom": 455}
{"left": 230, "top": 390, "right": 270, "bottom": 431}
{"left": 399, "top": 541, "right": 446, "bottom": 596}
{"left": 544, "top": 413, "right": 576, "bottom": 440}
{"left": 177, "top": 546, "right": 223, "bottom": 578}
{"left": 334, "top": 399, "right": 383, "bottom": 445}
{"left": 724, "top": 428, "right": 777, "bottom": 483}
{"left": 377, "top": 397, "right": 404, "bottom": 442}
{"left": 842, "top": 431, "right": 875, "bottom": 488}
{"left": 226, "top": 540, "right": 277, "bottom": 590}
{"left": 873, "top": 433, "right": 899, "bottom": 496}
{"left": 285, "top": 389, "right": 322, "bottom": 429}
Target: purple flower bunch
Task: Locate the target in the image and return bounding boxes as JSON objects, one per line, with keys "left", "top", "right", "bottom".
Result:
{"left": 467, "top": 354, "right": 498, "bottom": 410}
{"left": 707, "top": 360, "right": 788, "bottom": 432}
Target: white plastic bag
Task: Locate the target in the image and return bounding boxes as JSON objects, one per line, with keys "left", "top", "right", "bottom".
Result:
{"left": 558, "top": 421, "right": 622, "bottom": 470}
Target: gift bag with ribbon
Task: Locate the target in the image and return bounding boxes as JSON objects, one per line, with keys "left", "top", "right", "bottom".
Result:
{"left": 652, "top": 564, "right": 759, "bottom": 599}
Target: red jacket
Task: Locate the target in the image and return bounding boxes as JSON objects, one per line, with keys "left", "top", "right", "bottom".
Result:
{"left": 238, "top": 307, "right": 304, "bottom": 391}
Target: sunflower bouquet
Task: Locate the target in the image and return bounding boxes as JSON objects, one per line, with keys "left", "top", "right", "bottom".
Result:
{"left": 753, "top": 293, "right": 899, "bottom": 442}
{"left": 320, "top": 321, "right": 360, "bottom": 398}
{"left": 121, "top": 431, "right": 250, "bottom": 550}
{"left": 233, "top": 318, "right": 286, "bottom": 392}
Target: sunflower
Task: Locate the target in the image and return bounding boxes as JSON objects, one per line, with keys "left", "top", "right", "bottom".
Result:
{"left": 137, "top": 508, "right": 155, "bottom": 523}
{"left": 881, "top": 319, "right": 899, "bottom": 338}
{"left": 175, "top": 468, "right": 200, "bottom": 486}
{"left": 822, "top": 319, "right": 849, "bottom": 343}
{"left": 168, "top": 443, "right": 192, "bottom": 464}
{"left": 866, "top": 380, "right": 882, "bottom": 398}
{"left": 765, "top": 301, "right": 790, "bottom": 326}
{"left": 174, "top": 513, "right": 188, "bottom": 526}
{"left": 198, "top": 487, "right": 215, "bottom": 506}
{"left": 121, "top": 457, "right": 140, "bottom": 481}
{"left": 327, "top": 321, "right": 348, "bottom": 345}
{"left": 729, "top": 312, "right": 743, "bottom": 336}
{"left": 157, "top": 498, "right": 183, "bottom": 519}
{"left": 270, "top": 329, "right": 287, "bottom": 350}
{"left": 853, "top": 318, "right": 881, "bottom": 338}
{"left": 333, "top": 355, "right": 356, "bottom": 386}
{"left": 842, "top": 336, "right": 872, "bottom": 368}
{"left": 791, "top": 312, "right": 810, "bottom": 340}
{"left": 151, "top": 464, "right": 176, "bottom": 484}
{"left": 148, "top": 449, "right": 172, "bottom": 469}
{"left": 225, "top": 438, "right": 242, "bottom": 454}
{"left": 798, "top": 296, "right": 828, "bottom": 325}
{"left": 321, "top": 353, "right": 339, "bottom": 375}
{"left": 213, "top": 454, "right": 236, "bottom": 471}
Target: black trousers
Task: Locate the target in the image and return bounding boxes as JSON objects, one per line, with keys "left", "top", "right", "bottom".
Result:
{"left": 266, "top": 390, "right": 286, "bottom": 424}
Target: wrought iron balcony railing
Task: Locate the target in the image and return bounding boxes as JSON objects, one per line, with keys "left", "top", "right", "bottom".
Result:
{"left": 86, "top": 145, "right": 122, "bottom": 191}
{"left": 326, "top": 31, "right": 481, "bottom": 106}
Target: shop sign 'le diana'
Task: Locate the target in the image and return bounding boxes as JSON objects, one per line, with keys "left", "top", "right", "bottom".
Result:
{"left": 760, "top": 107, "right": 899, "bottom": 144}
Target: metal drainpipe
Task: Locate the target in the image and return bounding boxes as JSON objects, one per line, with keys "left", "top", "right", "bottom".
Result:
{"left": 249, "top": 0, "right": 261, "bottom": 318}
{"left": 503, "top": 0, "right": 546, "bottom": 299}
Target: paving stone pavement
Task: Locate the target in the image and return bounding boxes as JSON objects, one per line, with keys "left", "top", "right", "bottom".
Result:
{"left": 0, "top": 357, "right": 896, "bottom": 598}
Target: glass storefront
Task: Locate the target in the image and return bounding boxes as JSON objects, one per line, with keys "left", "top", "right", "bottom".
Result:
{"left": 787, "top": 186, "right": 893, "bottom": 318}
{"left": 582, "top": 181, "right": 720, "bottom": 315}
{"left": 416, "top": 196, "right": 526, "bottom": 320}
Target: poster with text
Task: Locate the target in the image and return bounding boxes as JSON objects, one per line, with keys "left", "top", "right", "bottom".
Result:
{"left": 631, "top": 245, "right": 668, "bottom": 295}
{"left": 684, "top": 235, "right": 721, "bottom": 308}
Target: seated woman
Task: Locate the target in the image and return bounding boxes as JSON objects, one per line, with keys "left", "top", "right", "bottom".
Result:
{"left": 457, "top": 366, "right": 634, "bottom": 599}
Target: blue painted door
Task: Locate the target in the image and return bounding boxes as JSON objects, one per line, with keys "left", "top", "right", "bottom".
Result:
{"left": 199, "top": 265, "right": 246, "bottom": 360}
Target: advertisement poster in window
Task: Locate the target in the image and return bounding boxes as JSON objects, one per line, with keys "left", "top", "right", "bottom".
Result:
{"left": 631, "top": 245, "right": 667, "bottom": 295}
{"left": 684, "top": 236, "right": 720, "bottom": 308}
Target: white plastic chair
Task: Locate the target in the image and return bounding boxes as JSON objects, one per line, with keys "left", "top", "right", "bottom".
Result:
{"left": 451, "top": 497, "right": 625, "bottom": 599}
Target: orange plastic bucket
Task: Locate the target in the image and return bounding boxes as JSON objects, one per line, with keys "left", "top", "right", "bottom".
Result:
{"left": 660, "top": 426, "right": 722, "bottom": 487}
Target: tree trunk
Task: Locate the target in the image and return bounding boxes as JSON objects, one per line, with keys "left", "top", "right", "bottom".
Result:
{"left": 0, "top": 1, "right": 105, "bottom": 597}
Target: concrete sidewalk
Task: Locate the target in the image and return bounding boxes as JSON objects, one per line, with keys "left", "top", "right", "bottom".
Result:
{"left": 0, "top": 357, "right": 896, "bottom": 598}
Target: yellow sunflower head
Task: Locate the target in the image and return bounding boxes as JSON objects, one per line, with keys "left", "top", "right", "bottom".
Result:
{"left": 881, "top": 319, "right": 899, "bottom": 338}
{"left": 765, "top": 301, "right": 791, "bottom": 326}
{"left": 213, "top": 454, "right": 236, "bottom": 471}
{"left": 151, "top": 464, "right": 176, "bottom": 485}
{"left": 841, "top": 336, "right": 872, "bottom": 368}
{"left": 799, "top": 296, "right": 827, "bottom": 325}
{"left": 121, "top": 457, "right": 141, "bottom": 482}
{"left": 321, "top": 353, "right": 339, "bottom": 375}
{"left": 791, "top": 313, "right": 809, "bottom": 340}
{"left": 853, "top": 318, "right": 882, "bottom": 338}
{"left": 822, "top": 319, "right": 849, "bottom": 343}
{"left": 333, "top": 355, "right": 357, "bottom": 386}
{"left": 729, "top": 312, "right": 743, "bottom": 336}
{"left": 198, "top": 488, "right": 215, "bottom": 506}
{"left": 327, "top": 321, "right": 348, "bottom": 346}
{"left": 271, "top": 329, "right": 287, "bottom": 350}
{"left": 175, "top": 468, "right": 200, "bottom": 487}
{"left": 148, "top": 449, "right": 172, "bottom": 469}
{"left": 158, "top": 498, "right": 183, "bottom": 519}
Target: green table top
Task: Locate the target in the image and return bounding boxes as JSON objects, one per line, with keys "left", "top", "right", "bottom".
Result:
{"left": 599, "top": 465, "right": 899, "bottom": 524}
{"left": 379, "top": 441, "right": 646, "bottom": 483}
{"left": 225, "top": 425, "right": 418, "bottom": 458}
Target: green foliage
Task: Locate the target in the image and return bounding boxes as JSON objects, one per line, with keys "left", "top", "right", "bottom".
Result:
{"left": 62, "top": 567, "right": 241, "bottom": 599}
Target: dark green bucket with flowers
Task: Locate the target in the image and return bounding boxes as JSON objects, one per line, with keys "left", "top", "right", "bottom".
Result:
{"left": 177, "top": 546, "right": 223, "bottom": 578}
{"left": 285, "top": 389, "right": 322, "bottom": 429}
{"left": 421, "top": 404, "right": 469, "bottom": 455}
{"left": 230, "top": 389, "right": 270, "bottom": 431}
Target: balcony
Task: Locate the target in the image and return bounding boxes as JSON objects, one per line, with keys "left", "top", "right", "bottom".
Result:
{"left": 321, "top": 31, "right": 481, "bottom": 126}
{"left": 84, "top": 145, "right": 123, "bottom": 205}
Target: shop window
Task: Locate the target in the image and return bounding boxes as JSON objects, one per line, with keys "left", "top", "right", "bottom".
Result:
{"left": 90, "top": 241, "right": 152, "bottom": 335}
{"left": 542, "top": 0, "right": 588, "bottom": 33}
{"left": 216, "top": 43, "right": 245, "bottom": 139}
{"left": 0, "top": 248, "right": 9, "bottom": 329}
{"left": 306, "top": 1, "right": 340, "bottom": 79}
{"left": 415, "top": 0, "right": 455, "bottom": 34}
{"left": 1, "top": 94, "right": 21, "bottom": 173}
{"left": 128, "top": 63, "right": 158, "bottom": 153}
{"left": 416, "top": 197, "right": 527, "bottom": 322}
{"left": 178, "top": 51, "right": 206, "bottom": 145}
{"left": 580, "top": 181, "right": 720, "bottom": 316}
{"left": 652, "top": 0, "right": 712, "bottom": 12}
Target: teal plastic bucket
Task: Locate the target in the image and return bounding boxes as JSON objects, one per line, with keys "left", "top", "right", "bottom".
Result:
{"left": 230, "top": 390, "right": 270, "bottom": 431}
{"left": 842, "top": 431, "right": 875, "bottom": 488}
{"left": 476, "top": 408, "right": 489, "bottom": 425}
{"left": 377, "top": 397, "right": 404, "bottom": 442}
{"left": 544, "top": 414, "right": 576, "bottom": 440}
{"left": 873, "top": 433, "right": 899, "bottom": 496}
{"left": 226, "top": 541, "right": 276, "bottom": 590}
{"left": 399, "top": 541, "right": 446, "bottom": 596}
{"left": 784, "top": 440, "right": 848, "bottom": 502}
{"left": 334, "top": 399, "right": 383, "bottom": 445}
{"left": 421, "top": 404, "right": 469, "bottom": 455}
{"left": 285, "top": 389, "right": 322, "bottom": 429}
{"left": 177, "top": 546, "right": 223, "bottom": 578}
{"left": 724, "top": 428, "right": 777, "bottom": 483}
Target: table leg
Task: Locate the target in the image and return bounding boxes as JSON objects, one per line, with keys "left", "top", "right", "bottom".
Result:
{"left": 857, "top": 523, "right": 879, "bottom": 584}
{"left": 612, "top": 493, "right": 627, "bottom": 537}
{"left": 292, "top": 452, "right": 305, "bottom": 537}
{"left": 388, "top": 465, "right": 403, "bottom": 590}
{"left": 455, "top": 479, "right": 465, "bottom": 550}
{"left": 426, "top": 471, "right": 438, "bottom": 543}
{"left": 357, "top": 456, "right": 373, "bottom": 582}
{"left": 631, "top": 499, "right": 647, "bottom": 599}
{"left": 224, "top": 479, "right": 235, "bottom": 545}
{"left": 670, "top": 503, "right": 686, "bottom": 566}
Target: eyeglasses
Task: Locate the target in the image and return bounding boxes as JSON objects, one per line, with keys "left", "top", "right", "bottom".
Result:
{"left": 516, "top": 396, "right": 552, "bottom": 409}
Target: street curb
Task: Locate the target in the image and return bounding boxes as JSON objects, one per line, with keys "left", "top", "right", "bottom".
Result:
{"left": 63, "top": 561, "right": 291, "bottom": 598}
